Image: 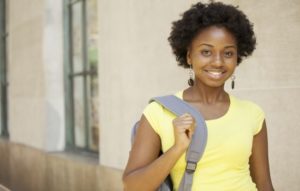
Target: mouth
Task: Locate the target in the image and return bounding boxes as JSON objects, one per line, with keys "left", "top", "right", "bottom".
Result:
{"left": 204, "top": 70, "right": 226, "bottom": 79}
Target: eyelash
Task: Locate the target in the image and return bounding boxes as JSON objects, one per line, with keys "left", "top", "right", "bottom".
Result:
{"left": 200, "top": 50, "right": 235, "bottom": 58}
{"left": 224, "top": 51, "right": 234, "bottom": 57}
{"left": 201, "top": 50, "right": 211, "bottom": 56}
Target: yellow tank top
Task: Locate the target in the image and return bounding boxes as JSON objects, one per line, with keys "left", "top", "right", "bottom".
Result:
{"left": 143, "top": 91, "right": 265, "bottom": 191}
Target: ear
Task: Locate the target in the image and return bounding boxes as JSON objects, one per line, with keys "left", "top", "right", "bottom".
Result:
{"left": 186, "top": 49, "right": 191, "bottom": 66}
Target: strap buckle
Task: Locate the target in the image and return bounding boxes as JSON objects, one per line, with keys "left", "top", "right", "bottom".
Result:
{"left": 186, "top": 161, "right": 197, "bottom": 173}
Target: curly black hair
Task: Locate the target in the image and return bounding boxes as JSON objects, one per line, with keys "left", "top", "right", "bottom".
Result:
{"left": 168, "top": 1, "right": 256, "bottom": 68}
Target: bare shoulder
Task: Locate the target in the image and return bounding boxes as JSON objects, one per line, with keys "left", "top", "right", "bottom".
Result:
{"left": 123, "top": 115, "right": 161, "bottom": 177}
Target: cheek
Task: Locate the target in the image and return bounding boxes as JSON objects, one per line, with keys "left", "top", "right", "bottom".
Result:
{"left": 226, "top": 54, "right": 238, "bottom": 63}
{"left": 224, "top": 58, "right": 238, "bottom": 67}
{"left": 227, "top": 64, "right": 237, "bottom": 73}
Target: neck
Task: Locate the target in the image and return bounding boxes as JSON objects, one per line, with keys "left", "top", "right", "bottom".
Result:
{"left": 186, "top": 81, "right": 228, "bottom": 104}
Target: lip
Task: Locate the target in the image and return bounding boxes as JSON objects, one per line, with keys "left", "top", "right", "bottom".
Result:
{"left": 204, "top": 70, "right": 226, "bottom": 80}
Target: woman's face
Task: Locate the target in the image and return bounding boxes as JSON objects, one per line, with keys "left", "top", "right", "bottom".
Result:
{"left": 187, "top": 26, "right": 238, "bottom": 88}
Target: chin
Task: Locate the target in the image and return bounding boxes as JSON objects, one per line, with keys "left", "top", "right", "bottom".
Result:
{"left": 205, "top": 82, "right": 225, "bottom": 88}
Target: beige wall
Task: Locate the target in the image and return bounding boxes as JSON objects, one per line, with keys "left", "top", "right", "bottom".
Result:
{"left": 235, "top": 1, "right": 300, "bottom": 190}
{"left": 8, "top": 0, "right": 65, "bottom": 151}
{"left": 43, "top": 0, "right": 65, "bottom": 151}
{"left": 98, "top": 0, "right": 190, "bottom": 169}
{"left": 98, "top": 0, "right": 300, "bottom": 190}
{"left": 8, "top": 0, "right": 46, "bottom": 148}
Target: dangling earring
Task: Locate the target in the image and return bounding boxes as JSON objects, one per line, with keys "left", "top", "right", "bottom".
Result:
{"left": 231, "top": 74, "right": 236, "bottom": 89}
{"left": 188, "top": 64, "right": 194, "bottom": 86}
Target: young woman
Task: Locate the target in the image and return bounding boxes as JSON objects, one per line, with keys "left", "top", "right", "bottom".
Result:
{"left": 123, "top": 2, "right": 274, "bottom": 191}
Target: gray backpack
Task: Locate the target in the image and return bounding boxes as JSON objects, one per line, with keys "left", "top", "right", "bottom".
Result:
{"left": 131, "top": 95, "right": 208, "bottom": 191}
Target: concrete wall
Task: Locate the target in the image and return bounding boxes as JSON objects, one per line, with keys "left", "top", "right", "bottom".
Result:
{"left": 0, "top": 139, "right": 123, "bottom": 191}
{"left": 7, "top": 0, "right": 66, "bottom": 151}
{"left": 8, "top": 0, "right": 65, "bottom": 151}
{"left": 99, "top": 0, "right": 300, "bottom": 190}
{"left": 8, "top": 0, "right": 46, "bottom": 149}
{"left": 98, "top": 0, "right": 190, "bottom": 170}
{"left": 43, "top": 0, "right": 65, "bottom": 151}
{"left": 233, "top": 1, "right": 300, "bottom": 190}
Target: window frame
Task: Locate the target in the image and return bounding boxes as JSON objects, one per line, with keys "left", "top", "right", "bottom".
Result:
{"left": 0, "top": 0, "right": 8, "bottom": 137}
{"left": 63, "top": 0, "right": 98, "bottom": 153}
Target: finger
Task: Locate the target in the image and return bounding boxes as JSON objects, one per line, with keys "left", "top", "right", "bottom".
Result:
{"left": 180, "top": 121, "right": 195, "bottom": 126}
{"left": 187, "top": 125, "right": 195, "bottom": 132}
{"left": 190, "top": 128, "right": 195, "bottom": 136}
{"left": 188, "top": 131, "right": 194, "bottom": 139}
{"left": 180, "top": 113, "right": 192, "bottom": 118}
{"left": 173, "top": 121, "right": 195, "bottom": 131}
{"left": 179, "top": 115, "right": 194, "bottom": 121}
{"left": 186, "top": 125, "right": 195, "bottom": 134}
{"left": 173, "top": 118, "right": 193, "bottom": 125}
{"left": 182, "top": 116, "right": 195, "bottom": 122}
{"left": 175, "top": 125, "right": 193, "bottom": 132}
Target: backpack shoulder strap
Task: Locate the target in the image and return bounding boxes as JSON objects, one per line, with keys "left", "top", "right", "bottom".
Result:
{"left": 150, "top": 95, "right": 208, "bottom": 191}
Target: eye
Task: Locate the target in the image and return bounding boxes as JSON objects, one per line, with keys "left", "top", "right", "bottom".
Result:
{"left": 201, "top": 50, "right": 212, "bottom": 57}
{"left": 224, "top": 51, "right": 234, "bottom": 58}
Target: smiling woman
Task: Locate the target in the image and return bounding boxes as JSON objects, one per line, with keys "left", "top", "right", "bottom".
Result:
{"left": 123, "top": 1, "right": 274, "bottom": 191}
{"left": 186, "top": 26, "right": 237, "bottom": 89}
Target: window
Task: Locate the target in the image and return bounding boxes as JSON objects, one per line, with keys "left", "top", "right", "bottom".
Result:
{"left": 0, "top": 0, "right": 8, "bottom": 137}
{"left": 64, "top": 0, "right": 99, "bottom": 152}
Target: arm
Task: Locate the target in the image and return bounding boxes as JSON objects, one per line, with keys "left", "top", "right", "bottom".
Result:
{"left": 122, "top": 114, "right": 194, "bottom": 191}
{"left": 250, "top": 120, "right": 275, "bottom": 191}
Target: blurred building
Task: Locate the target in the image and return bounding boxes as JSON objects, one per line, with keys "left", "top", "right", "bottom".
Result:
{"left": 0, "top": 0, "right": 300, "bottom": 191}
{"left": 0, "top": 0, "right": 121, "bottom": 190}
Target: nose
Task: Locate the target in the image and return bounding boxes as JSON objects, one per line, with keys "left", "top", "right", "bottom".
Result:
{"left": 211, "top": 53, "right": 224, "bottom": 67}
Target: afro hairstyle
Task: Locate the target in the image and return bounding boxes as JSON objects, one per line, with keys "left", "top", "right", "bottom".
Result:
{"left": 168, "top": 1, "right": 256, "bottom": 68}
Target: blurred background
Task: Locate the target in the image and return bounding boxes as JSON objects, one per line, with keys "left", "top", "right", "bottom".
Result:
{"left": 0, "top": 0, "right": 299, "bottom": 190}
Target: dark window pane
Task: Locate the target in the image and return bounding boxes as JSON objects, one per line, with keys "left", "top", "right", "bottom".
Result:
{"left": 0, "top": 0, "right": 8, "bottom": 136}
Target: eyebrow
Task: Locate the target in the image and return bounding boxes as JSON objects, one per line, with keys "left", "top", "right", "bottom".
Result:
{"left": 197, "top": 43, "right": 237, "bottom": 49}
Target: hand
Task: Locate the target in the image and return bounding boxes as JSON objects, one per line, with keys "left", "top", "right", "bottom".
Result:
{"left": 172, "top": 113, "right": 195, "bottom": 151}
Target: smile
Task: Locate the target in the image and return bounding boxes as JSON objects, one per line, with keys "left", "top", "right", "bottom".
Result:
{"left": 205, "top": 70, "right": 225, "bottom": 79}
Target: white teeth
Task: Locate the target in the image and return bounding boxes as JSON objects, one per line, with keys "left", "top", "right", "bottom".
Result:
{"left": 208, "top": 71, "right": 222, "bottom": 75}
{"left": 206, "top": 71, "right": 224, "bottom": 79}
